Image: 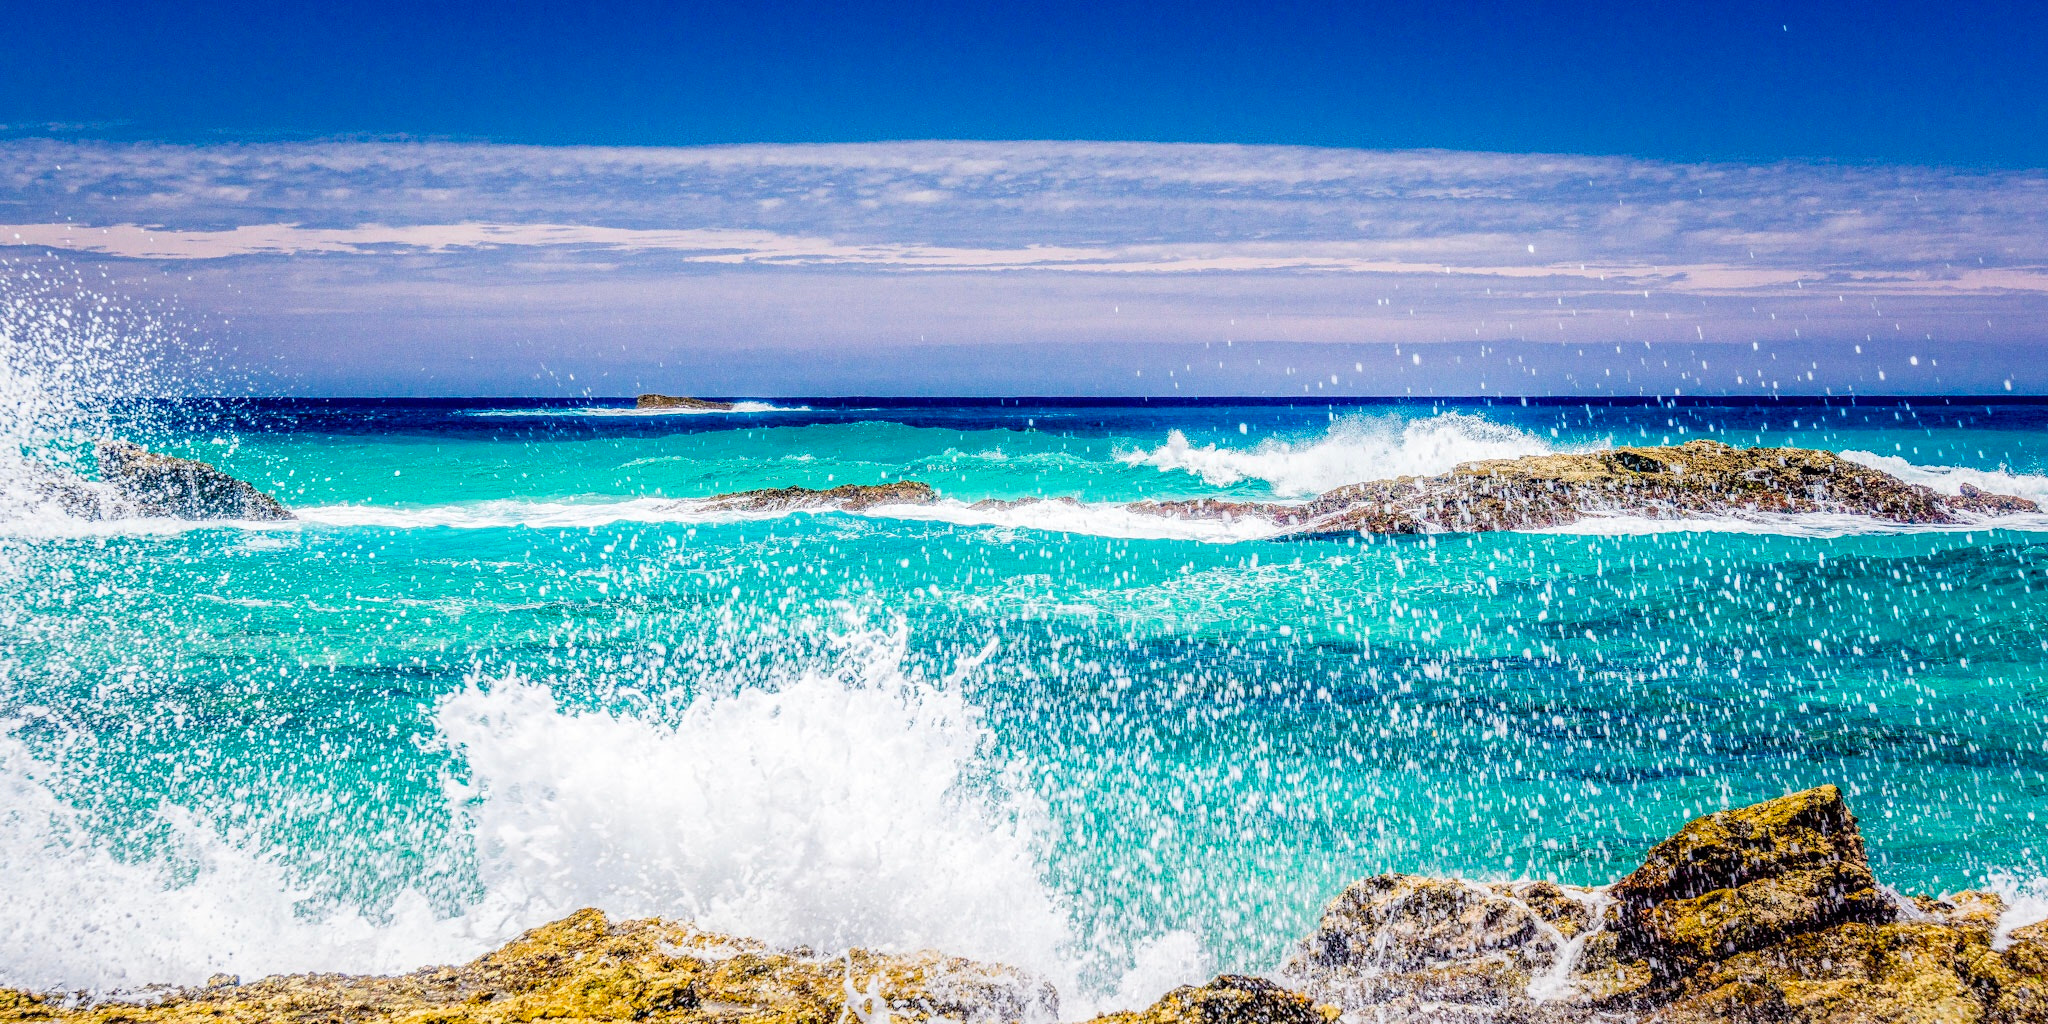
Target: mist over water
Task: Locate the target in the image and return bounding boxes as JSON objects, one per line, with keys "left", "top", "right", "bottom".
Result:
{"left": 1, "top": 303, "right": 2046, "bottom": 1002}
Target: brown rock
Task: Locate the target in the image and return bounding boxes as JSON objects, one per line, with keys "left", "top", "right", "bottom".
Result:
{"left": 1088, "top": 975, "right": 1332, "bottom": 1024}
{"left": 0, "top": 908, "right": 1056, "bottom": 1024}
{"left": 1125, "top": 440, "right": 2038, "bottom": 537}
{"left": 1275, "top": 874, "right": 1638, "bottom": 1022}
{"left": 637, "top": 394, "right": 738, "bottom": 411}
{"left": 704, "top": 481, "right": 939, "bottom": 512}
{"left": 1608, "top": 785, "right": 1895, "bottom": 971}
{"left": 93, "top": 440, "right": 294, "bottom": 521}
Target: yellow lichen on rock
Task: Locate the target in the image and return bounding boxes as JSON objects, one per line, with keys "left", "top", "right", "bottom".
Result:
{"left": 1085, "top": 976, "right": 1333, "bottom": 1024}
{"left": 0, "top": 909, "right": 1055, "bottom": 1024}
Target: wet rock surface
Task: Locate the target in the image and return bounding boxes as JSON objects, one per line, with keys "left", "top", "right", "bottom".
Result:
{"left": 638, "top": 394, "right": 738, "bottom": 411}
{"left": 703, "top": 481, "right": 940, "bottom": 512}
{"left": 1089, "top": 976, "right": 1331, "bottom": 1024}
{"left": 83, "top": 440, "right": 295, "bottom": 521}
{"left": 1130, "top": 440, "right": 2038, "bottom": 536}
{"left": 7, "top": 790, "right": 2045, "bottom": 1023}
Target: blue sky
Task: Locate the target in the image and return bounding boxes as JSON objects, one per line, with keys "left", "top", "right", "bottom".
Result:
{"left": 3, "top": 2, "right": 2046, "bottom": 395}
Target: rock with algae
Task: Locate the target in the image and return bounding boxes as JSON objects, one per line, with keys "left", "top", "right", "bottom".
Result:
{"left": 92, "top": 439, "right": 294, "bottom": 521}
{"left": 0, "top": 908, "right": 1057, "bottom": 1024}
{"left": 1127, "top": 440, "right": 2038, "bottom": 537}
{"left": 702, "top": 481, "right": 939, "bottom": 512}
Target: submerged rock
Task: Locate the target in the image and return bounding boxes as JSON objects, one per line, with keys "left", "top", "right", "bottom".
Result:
{"left": 638, "top": 393, "right": 738, "bottom": 411}
{"left": 1131, "top": 440, "right": 2038, "bottom": 536}
{"left": 0, "top": 909, "right": 1058, "bottom": 1024}
{"left": 93, "top": 440, "right": 295, "bottom": 521}
{"left": 704, "top": 481, "right": 940, "bottom": 512}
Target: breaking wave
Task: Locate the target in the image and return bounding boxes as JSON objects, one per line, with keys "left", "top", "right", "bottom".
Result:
{"left": 0, "top": 627, "right": 1092, "bottom": 998}
{"left": 1840, "top": 450, "right": 2048, "bottom": 506}
{"left": 1118, "top": 414, "right": 1557, "bottom": 497}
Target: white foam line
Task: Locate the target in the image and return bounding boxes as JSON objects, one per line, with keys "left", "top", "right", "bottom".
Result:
{"left": 463, "top": 402, "right": 807, "bottom": 418}
{"left": 8, "top": 498, "right": 2048, "bottom": 542}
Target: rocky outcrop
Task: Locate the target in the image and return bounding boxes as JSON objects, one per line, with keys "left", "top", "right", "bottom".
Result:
{"left": 703, "top": 481, "right": 939, "bottom": 512}
{"left": 0, "top": 909, "right": 1058, "bottom": 1024}
{"left": 1130, "top": 440, "right": 2038, "bottom": 537}
{"left": 93, "top": 440, "right": 295, "bottom": 521}
{"left": 1265, "top": 785, "right": 2048, "bottom": 1024}
{"left": 638, "top": 394, "right": 738, "bottom": 411}
{"left": 1606, "top": 784, "right": 1892, "bottom": 973}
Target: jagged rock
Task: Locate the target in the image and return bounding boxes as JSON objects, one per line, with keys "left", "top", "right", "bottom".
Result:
{"left": 637, "top": 394, "right": 738, "bottom": 411}
{"left": 1275, "top": 875, "right": 1639, "bottom": 1023}
{"left": 1088, "top": 975, "right": 1332, "bottom": 1024}
{"left": 1275, "top": 787, "right": 2048, "bottom": 1023}
{"left": 1607, "top": 785, "right": 1893, "bottom": 972}
{"left": 93, "top": 440, "right": 294, "bottom": 521}
{"left": 1129, "top": 440, "right": 2038, "bottom": 537}
{"left": 0, "top": 908, "right": 1058, "bottom": 1024}
{"left": 703, "top": 481, "right": 939, "bottom": 512}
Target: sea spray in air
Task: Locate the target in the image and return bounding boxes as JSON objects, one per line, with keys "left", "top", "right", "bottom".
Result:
{"left": 437, "top": 626, "right": 1075, "bottom": 983}
{"left": 0, "top": 623, "right": 1088, "bottom": 999}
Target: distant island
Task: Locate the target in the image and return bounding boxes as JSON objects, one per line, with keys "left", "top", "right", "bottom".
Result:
{"left": 636, "top": 394, "right": 736, "bottom": 411}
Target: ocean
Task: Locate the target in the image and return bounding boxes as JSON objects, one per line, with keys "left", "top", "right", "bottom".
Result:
{"left": 2, "top": 395, "right": 2046, "bottom": 1007}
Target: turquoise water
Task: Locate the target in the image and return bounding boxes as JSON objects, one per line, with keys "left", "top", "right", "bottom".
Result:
{"left": 2, "top": 397, "right": 2046, "bottom": 1000}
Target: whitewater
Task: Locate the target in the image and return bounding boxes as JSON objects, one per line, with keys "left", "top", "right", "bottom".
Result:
{"left": 2, "top": 302, "right": 2046, "bottom": 1005}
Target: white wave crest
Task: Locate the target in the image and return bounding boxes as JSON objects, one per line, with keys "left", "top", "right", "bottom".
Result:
{"left": 298, "top": 497, "right": 1277, "bottom": 542}
{"left": 440, "top": 628, "right": 1071, "bottom": 977}
{"left": 1840, "top": 451, "right": 2048, "bottom": 506}
{"left": 1118, "top": 414, "right": 1556, "bottom": 497}
{"left": 464, "top": 401, "right": 805, "bottom": 418}
{"left": 0, "top": 627, "right": 1084, "bottom": 1000}
{"left": 1990, "top": 872, "right": 2048, "bottom": 951}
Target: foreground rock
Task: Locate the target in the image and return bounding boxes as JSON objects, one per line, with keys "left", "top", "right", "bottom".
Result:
{"left": 638, "top": 394, "right": 738, "bottom": 411}
{"left": 1275, "top": 785, "right": 2048, "bottom": 1023}
{"left": 703, "top": 481, "right": 939, "bottom": 512}
{"left": 0, "top": 909, "right": 1058, "bottom": 1024}
{"left": 1132, "top": 440, "right": 2038, "bottom": 536}
{"left": 93, "top": 440, "right": 295, "bottom": 521}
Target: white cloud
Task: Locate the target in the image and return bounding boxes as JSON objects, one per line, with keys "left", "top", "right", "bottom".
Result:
{"left": 4, "top": 139, "right": 2048, "bottom": 392}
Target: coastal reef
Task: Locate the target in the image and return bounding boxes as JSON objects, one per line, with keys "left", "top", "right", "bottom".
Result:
{"left": 702, "top": 481, "right": 940, "bottom": 512}
{"left": 1133, "top": 439, "right": 2038, "bottom": 536}
{"left": 11, "top": 441, "right": 293, "bottom": 521}
{"left": 0, "top": 911, "right": 1059, "bottom": 1024}
{"left": 8, "top": 786, "right": 2044, "bottom": 1023}
{"left": 638, "top": 394, "right": 738, "bottom": 411}
{"left": 92, "top": 440, "right": 295, "bottom": 521}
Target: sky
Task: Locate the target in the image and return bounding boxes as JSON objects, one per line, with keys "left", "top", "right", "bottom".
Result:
{"left": 2, "top": 0, "right": 2046, "bottom": 396}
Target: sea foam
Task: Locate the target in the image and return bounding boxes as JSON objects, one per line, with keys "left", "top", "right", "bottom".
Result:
{"left": 1118, "top": 413, "right": 1557, "bottom": 496}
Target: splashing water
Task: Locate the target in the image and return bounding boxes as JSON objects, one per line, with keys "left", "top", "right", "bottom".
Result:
{"left": 1118, "top": 414, "right": 1556, "bottom": 496}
